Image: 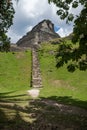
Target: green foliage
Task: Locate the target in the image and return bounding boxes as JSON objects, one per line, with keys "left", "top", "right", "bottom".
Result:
{"left": 0, "top": 33, "right": 10, "bottom": 52}
{"left": 0, "top": 0, "right": 15, "bottom": 50}
{"left": 48, "top": 0, "right": 87, "bottom": 71}
{"left": 0, "top": 0, "right": 14, "bottom": 31}
{"left": 56, "top": 40, "right": 87, "bottom": 72}
{"left": 48, "top": 0, "right": 87, "bottom": 22}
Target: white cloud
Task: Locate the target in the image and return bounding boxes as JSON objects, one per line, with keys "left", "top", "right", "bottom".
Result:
{"left": 25, "top": 26, "right": 33, "bottom": 32}
{"left": 57, "top": 28, "right": 65, "bottom": 37}
{"left": 57, "top": 27, "right": 73, "bottom": 37}
{"left": 7, "top": 29, "right": 22, "bottom": 44}
{"left": 7, "top": 0, "right": 81, "bottom": 43}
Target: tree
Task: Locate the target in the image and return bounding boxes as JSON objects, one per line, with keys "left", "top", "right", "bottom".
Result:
{"left": 48, "top": 0, "right": 87, "bottom": 72}
{"left": 0, "top": 33, "right": 10, "bottom": 52}
{"left": 0, "top": 0, "right": 15, "bottom": 51}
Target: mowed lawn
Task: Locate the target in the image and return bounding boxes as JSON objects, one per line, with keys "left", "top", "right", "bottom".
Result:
{"left": 0, "top": 51, "right": 31, "bottom": 94}
{"left": 39, "top": 43, "right": 87, "bottom": 109}
{"left": 0, "top": 46, "right": 87, "bottom": 129}
{"left": 0, "top": 51, "right": 32, "bottom": 129}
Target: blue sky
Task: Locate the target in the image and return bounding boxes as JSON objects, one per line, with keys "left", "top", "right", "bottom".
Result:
{"left": 7, "top": 0, "right": 81, "bottom": 43}
{"left": 54, "top": 26, "right": 60, "bottom": 32}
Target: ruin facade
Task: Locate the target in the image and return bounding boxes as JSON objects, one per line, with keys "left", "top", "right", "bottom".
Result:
{"left": 16, "top": 19, "right": 60, "bottom": 47}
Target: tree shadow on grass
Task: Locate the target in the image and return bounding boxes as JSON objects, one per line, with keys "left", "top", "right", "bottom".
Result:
{"left": 0, "top": 91, "right": 87, "bottom": 130}
{"left": 0, "top": 91, "right": 29, "bottom": 103}
{"left": 0, "top": 91, "right": 32, "bottom": 130}
{"left": 40, "top": 96, "right": 87, "bottom": 109}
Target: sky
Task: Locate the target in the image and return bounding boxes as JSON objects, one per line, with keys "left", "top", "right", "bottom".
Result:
{"left": 7, "top": 0, "right": 81, "bottom": 43}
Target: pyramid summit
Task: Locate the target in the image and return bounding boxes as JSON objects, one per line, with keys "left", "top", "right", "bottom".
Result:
{"left": 16, "top": 19, "right": 60, "bottom": 47}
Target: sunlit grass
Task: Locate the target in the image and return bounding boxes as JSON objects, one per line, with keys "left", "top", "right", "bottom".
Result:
{"left": 0, "top": 42, "right": 87, "bottom": 129}
{"left": 0, "top": 51, "right": 31, "bottom": 93}
{"left": 39, "top": 41, "right": 87, "bottom": 108}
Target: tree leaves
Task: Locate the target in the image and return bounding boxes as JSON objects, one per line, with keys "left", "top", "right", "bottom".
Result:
{"left": 72, "top": 1, "right": 78, "bottom": 8}
{"left": 56, "top": 39, "right": 87, "bottom": 72}
{"left": 0, "top": 0, "right": 14, "bottom": 51}
{"left": 48, "top": 0, "right": 87, "bottom": 71}
{"left": 67, "top": 13, "right": 74, "bottom": 22}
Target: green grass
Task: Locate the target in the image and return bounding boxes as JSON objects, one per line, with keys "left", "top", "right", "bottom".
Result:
{"left": 0, "top": 50, "right": 33, "bottom": 106}
{"left": 0, "top": 42, "right": 87, "bottom": 129}
{"left": 0, "top": 51, "right": 31, "bottom": 93}
{"left": 39, "top": 42, "right": 87, "bottom": 108}
{"left": 0, "top": 51, "right": 32, "bottom": 129}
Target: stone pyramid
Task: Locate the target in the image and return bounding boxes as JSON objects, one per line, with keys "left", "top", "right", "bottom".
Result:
{"left": 16, "top": 19, "right": 60, "bottom": 47}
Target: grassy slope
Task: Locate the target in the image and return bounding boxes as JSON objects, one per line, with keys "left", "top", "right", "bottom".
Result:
{"left": 0, "top": 45, "right": 87, "bottom": 129}
{"left": 39, "top": 42, "right": 87, "bottom": 108}
{"left": 0, "top": 50, "right": 33, "bottom": 108}
{"left": 0, "top": 51, "right": 32, "bottom": 128}
{"left": 0, "top": 51, "right": 31, "bottom": 93}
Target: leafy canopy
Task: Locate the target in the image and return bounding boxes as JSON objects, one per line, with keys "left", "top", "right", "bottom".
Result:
{"left": 48, "top": 0, "right": 87, "bottom": 72}
{"left": 0, "top": 0, "right": 15, "bottom": 51}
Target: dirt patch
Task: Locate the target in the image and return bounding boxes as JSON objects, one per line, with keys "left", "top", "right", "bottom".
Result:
{"left": 52, "top": 80, "right": 75, "bottom": 90}
{"left": 28, "top": 99, "right": 87, "bottom": 130}
{"left": 27, "top": 89, "right": 40, "bottom": 98}
{"left": 16, "top": 52, "right": 25, "bottom": 59}
{"left": 36, "top": 99, "right": 87, "bottom": 116}
{"left": 53, "top": 80, "right": 66, "bottom": 86}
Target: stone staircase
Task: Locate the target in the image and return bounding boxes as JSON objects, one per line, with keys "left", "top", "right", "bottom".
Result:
{"left": 32, "top": 48, "right": 42, "bottom": 88}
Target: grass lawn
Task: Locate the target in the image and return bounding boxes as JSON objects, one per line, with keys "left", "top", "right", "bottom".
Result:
{"left": 0, "top": 51, "right": 31, "bottom": 93}
{"left": 0, "top": 51, "right": 33, "bottom": 129}
{"left": 38, "top": 42, "right": 87, "bottom": 109}
{"left": 0, "top": 44, "right": 87, "bottom": 129}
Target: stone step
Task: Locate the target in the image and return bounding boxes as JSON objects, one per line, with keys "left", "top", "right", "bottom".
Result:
{"left": 32, "top": 48, "right": 42, "bottom": 88}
